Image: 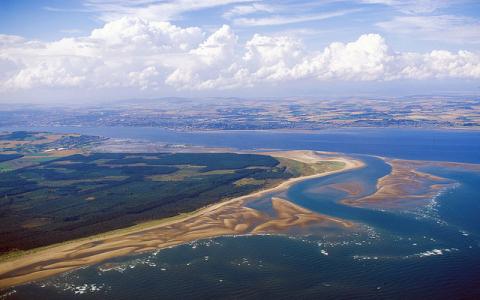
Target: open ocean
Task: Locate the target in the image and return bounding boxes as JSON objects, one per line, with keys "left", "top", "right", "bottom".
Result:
{"left": 2, "top": 127, "right": 480, "bottom": 299}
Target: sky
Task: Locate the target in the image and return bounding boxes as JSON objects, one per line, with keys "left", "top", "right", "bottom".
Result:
{"left": 0, "top": 0, "right": 480, "bottom": 103}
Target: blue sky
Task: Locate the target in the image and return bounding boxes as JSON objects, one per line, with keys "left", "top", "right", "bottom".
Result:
{"left": 2, "top": 0, "right": 479, "bottom": 50}
{"left": 1, "top": 0, "right": 479, "bottom": 102}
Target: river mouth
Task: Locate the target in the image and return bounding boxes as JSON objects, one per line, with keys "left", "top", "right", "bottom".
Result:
{"left": 4, "top": 153, "right": 480, "bottom": 299}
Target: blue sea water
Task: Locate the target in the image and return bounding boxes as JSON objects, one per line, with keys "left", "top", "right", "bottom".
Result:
{"left": 2, "top": 127, "right": 480, "bottom": 299}
{"left": 1, "top": 126, "right": 479, "bottom": 163}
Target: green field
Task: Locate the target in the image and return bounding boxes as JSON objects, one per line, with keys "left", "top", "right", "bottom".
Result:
{"left": 0, "top": 152, "right": 294, "bottom": 253}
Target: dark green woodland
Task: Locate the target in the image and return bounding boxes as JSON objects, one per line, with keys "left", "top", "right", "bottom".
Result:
{"left": 0, "top": 152, "right": 293, "bottom": 253}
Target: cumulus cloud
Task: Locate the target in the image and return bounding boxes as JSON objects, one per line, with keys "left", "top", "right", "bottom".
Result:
{"left": 166, "top": 25, "right": 240, "bottom": 89}
{"left": 296, "top": 34, "right": 391, "bottom": 81}
{"left": 0, "top": 17, "right": 204, "bottom": 90}
{"left": 0, "top": 17, "right": 479, "bottom": 93}
{"left": 393, "top": 50, "right": 480, "bottom": 79}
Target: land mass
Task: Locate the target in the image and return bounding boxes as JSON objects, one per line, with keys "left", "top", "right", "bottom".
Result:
{"left": 2, "top": 96, "right": 480, "bottom": 130}
{"left": 0, "top": 151, "right": 362, "bottom": 288}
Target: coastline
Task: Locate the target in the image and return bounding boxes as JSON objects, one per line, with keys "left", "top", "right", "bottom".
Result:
{"left": 0, "top": 151, "right": 364, "bottom": 289}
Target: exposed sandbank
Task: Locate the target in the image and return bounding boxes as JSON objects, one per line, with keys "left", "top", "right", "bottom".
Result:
{"left": 327, "top": 182, "right": 364, "bottom": 197}
{"left": 343, "top": 158, "right": 480, "bottom": 206}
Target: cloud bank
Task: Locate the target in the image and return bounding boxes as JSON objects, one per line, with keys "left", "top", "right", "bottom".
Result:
{"left": 1, "top": 17, "right": 479, "bottom": 94}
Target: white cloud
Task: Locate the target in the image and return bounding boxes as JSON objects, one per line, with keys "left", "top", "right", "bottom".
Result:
{"left": 377, "top": 15, "right": 480, "bottom": 44}
{"left": 81, "top": 0, "right": 255, "bottom": 22}
{"left": 4, "top": 57, "right": 93, "bottom": 89}
{"left": 359, "top": 0, "right": 451, "bottom": 14}
{"left": 242, "top": 34, "right": 304, "bottom": 82}
{"left": 393, "top": 50, "right": 480, "bottom": 79}
{"left": 222, "top": 3, "right": 276, "bottom": 19}
{"left": 90, "top": 17, "right": 204, "bottom": 51}
{"left": 292, "top": 34, "right": 391, "bottom": 81}
{"left": 166, "top": 25, "right": 240, "bottom": 89}
{"left": 0, "top": 17, "right": 204, "bottom": 90}
{"left": 233, "top": 9, "right": 362, "bottom": 26}
{"left": 0, "top": 17, "right": 479, "bottom": 94}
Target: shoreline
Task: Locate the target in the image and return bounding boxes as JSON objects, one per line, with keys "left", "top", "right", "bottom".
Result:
{"left": 0, "top": 151, "right": 364, "bottom": 289}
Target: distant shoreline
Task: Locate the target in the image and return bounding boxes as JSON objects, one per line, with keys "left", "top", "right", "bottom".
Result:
{"left": 2, "top": 125, "right": 480, "bottom": 134}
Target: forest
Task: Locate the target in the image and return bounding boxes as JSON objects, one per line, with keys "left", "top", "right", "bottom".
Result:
{"left": 0, "top": 152, "right": 292, "bottom": 253}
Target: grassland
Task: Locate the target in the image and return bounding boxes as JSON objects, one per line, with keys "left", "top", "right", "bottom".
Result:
{"left": 277, "top": 157, "right": 345, "bottom": 176}
{"left": 0, "top": 131, "right": 102, "bottom": 172}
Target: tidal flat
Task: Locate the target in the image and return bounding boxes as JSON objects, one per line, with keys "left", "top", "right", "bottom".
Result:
{"left": 1, "top": 129, "right": 480, "bottom": 299}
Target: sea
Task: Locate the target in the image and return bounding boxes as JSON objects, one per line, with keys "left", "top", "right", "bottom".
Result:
{"left": 1, "top": 127, "right": 480, "bottom": 299}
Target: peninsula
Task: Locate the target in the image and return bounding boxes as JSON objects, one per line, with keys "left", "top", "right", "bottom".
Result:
{"left": 0, "top": 142, "right": 363, "bottom": 288}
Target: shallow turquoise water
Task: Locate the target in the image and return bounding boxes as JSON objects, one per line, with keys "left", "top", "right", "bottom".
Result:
{"left": 2, "top": 129, "right": 480, "bottom": 299}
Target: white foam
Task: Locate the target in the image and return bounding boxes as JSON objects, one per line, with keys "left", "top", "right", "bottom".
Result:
{"left": 407, "top": 248, "right": 459, "bottom": 258}
{"left": 0, "top": 289, "right": 17, "bottom": 299}
{"left": 353, "top": 255, "right": 379, "bottom": 260}
{"left": 405, "top": 182, "right": 460, "bottom": 225}
{"left": 98, "top": 255, "right": 163, "bottom": 273}
{"left": 41, "top": 282, "right": 107, "bottom": 295}
{"left": 72, "top": 284, "right": 104, "bottom": 295}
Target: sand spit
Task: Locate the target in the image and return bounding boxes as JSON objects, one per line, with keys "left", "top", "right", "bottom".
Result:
{"left": 0, "top": 151, "right": 362, "bottom": 289}
{"left": 264, "top": 150, "right": 363, "bottom": 169}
